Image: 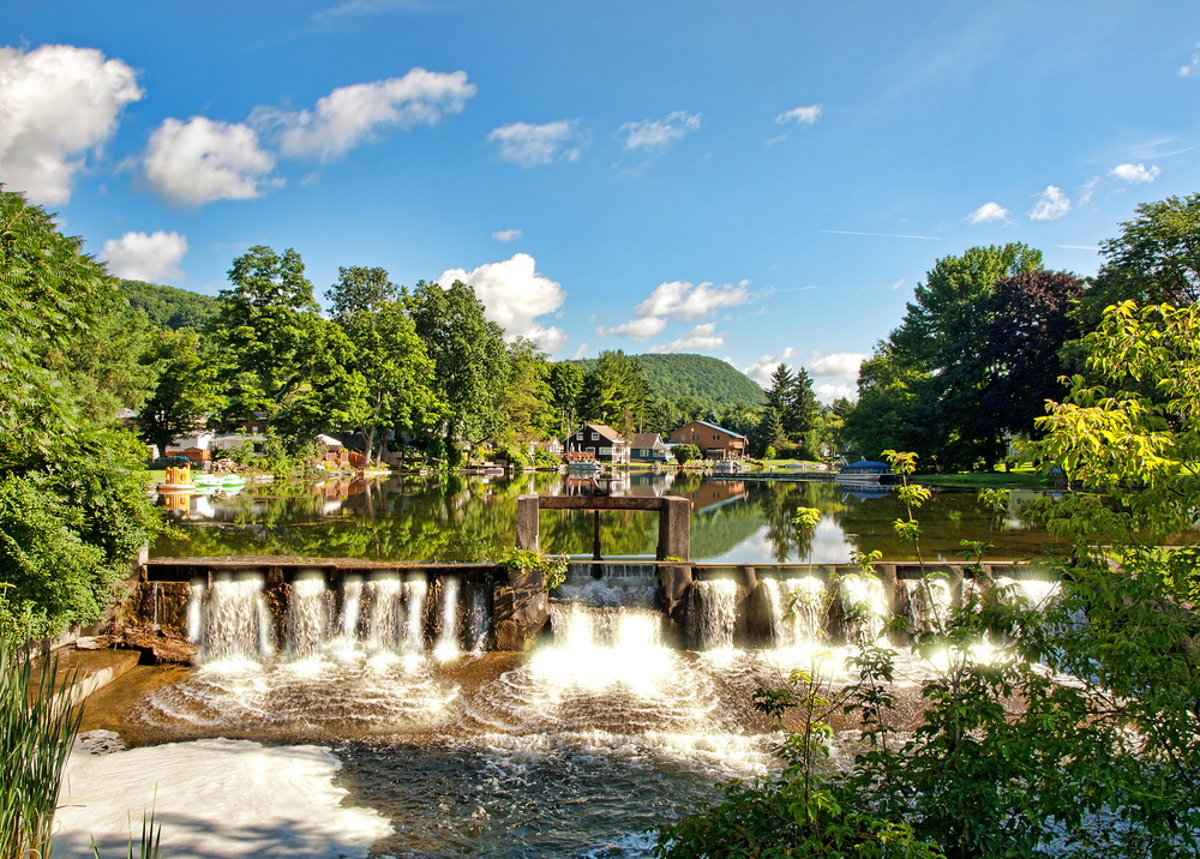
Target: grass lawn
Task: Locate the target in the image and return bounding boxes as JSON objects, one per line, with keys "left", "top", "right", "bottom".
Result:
{"left": 916, "top": 471, "right": 1054, "bottom": 490}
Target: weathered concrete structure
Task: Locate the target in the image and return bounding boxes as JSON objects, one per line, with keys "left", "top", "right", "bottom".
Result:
{"left": 516, "top": 494, "right": 692, "bottom": 561}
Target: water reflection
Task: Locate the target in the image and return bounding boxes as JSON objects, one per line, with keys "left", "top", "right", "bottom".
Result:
{"left": 153, "top": 472, "right": 1060, "bottom": 563}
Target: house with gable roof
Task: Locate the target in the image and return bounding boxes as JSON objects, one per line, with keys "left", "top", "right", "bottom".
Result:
{"left": 668, "top": 419, "right": 748, "bottom": 461}
{"left": 564, "top": 422, "right": 630, "bottom": 464}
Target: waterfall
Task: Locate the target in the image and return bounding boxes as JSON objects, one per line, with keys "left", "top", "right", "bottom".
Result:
{"left": 186, "top": 580, "right": 204, "bottom": 643}
{"left": 692, "top": 579, "right": 739, "bottom": 650}
{"left": 902, "top": 576, "right": 952, "bottom": 634}
{"left": 761, "top": 577, "right": 826, "bottom": 647}
{"left": 340, "top": 575, "right": 362, "bottom": 639}
{"left": 286, "top": 576, "right": 328, "bottom": 657}
{"left": 402, "top": 576, "right": 429, "bottom": 653}
{"left": 364, "top": 575, "right": 402, "bottom": 651}
{"left": 838, "top": 574, "right": 888, "bottom": 643}
{"left": 468, "top": 587, "right": 490, "bottom": 652}
{"left": 200, "top": 575, "right": 274, "bottom": 661}
{"left": 434, "top": 576, "right": 460, "bottom": 661}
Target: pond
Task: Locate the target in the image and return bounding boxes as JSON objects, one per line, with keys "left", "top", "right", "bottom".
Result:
{"left": 152, "top": 471, "right": 1062, "bottom": 563}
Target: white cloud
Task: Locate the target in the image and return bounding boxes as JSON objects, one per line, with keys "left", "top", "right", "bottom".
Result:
{"left": 968, "top": 201, "right": 1010, "bottom": 224}
{"left": 438, "top": 253, "right": 567, "bottom": 351}
{"left": 600, "top": 279, "right": 750, "bottom": 344}
{"left": 1179, "top": 42, "right": 1200, "bottom": 77}
{"left": 0, "top": 44, "right": 142, "bottom": 204}
{"left": 492, "top": 228, "right": 522, "bottom": 242}
{"left": 810, "top": 352, "right": 866, "bottom": 380}
{"left": 488, "top": 120, "right": 588, "bottom": 167}
{"left": 649, "top": 322, "right": 725, "bottom": 353}
{"left": 776, "top": 104, "right": 822, "bottom": 126}
{"left": 253, "top": 69, "right": 475, "bottom": 161}
{"left": 596, "top": 316, "right": 668, "bottom": 341}
{"left": 815, "top": 382, "right": 856, "bottom": 403}
{"left": 312, "top": 0, "right": 425, "bottom": 24}
{"left": 618, "top": 110, "right": 701, "bottom": 152}
{"left": 143, "top": 117, "right": 276, "bottom": 206}
{"left": 100, "top": 231, "right": 189, "bottom": 283}
{"left": 1110, "top": 162, "right": 1161, "bottom": 184}
{"left": 635, "top": 279, "right": 751, "bottom": 321}
{"left": 1029, "top": 185, "right": 1071, "bottom": 221}
{"left": 742, "top": 348, "right": 797, "bottom": 387}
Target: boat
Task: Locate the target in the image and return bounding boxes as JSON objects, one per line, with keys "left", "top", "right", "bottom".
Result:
{"left": 834, "top": 459, "right": 902, "bottom": 488}
{"left": 567, "top": 460, "right": 605, "bottom": 476}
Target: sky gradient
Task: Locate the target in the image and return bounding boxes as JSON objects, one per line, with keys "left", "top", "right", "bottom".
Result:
{"left": 4, "top": 1, "right": 1199, "bottom": 400}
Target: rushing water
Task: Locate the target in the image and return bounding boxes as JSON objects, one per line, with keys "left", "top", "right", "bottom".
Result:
{"left": 153, "top": 472, "right": 1061, "bottom": 563}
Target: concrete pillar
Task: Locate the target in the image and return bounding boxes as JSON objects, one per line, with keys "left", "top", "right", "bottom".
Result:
{"left": 657, "top": 496, "right": 691, "bottom": 560}
{"left": 516, "top": 495, "right": 540, "bottom": 552}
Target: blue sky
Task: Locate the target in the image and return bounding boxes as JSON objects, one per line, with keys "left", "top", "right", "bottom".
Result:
{"left": 4, "top": 1, "right": 1199, "bottom": 400}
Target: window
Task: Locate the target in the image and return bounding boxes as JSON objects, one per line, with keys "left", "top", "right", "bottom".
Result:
{"left": 713, "top": 434, "right": 720, "bottom": 441}
{"left": 591, "top": 432, "right": 599, "bottom": 440}
{"left": 576, "top": 433, "right": 582, "bottom": 440}
{"left": 599, "top": 447, "right": 612, "bottom": 456}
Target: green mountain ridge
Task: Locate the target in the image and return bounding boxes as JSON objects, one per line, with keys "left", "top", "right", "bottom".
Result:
{"left": 570, "top": 353, "right": 765, "bottom": 410}
{"left": 120, "top": 279, "right": 220, "bottom": 330}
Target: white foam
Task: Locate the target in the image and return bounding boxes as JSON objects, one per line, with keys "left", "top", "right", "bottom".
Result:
{"left": 54, "top": 738, "right": 391, "bottom": 858}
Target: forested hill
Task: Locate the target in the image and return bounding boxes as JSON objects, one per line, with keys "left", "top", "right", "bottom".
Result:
{"left": 571, "top": 353, "right": 765, "bottom": 409}
{"left": 121, "top": 279, "right": 220, "bottom": 330}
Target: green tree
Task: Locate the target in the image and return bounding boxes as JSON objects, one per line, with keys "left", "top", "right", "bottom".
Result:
{"left": 499, "top": 338, "right": 557, "bottom": 442}
{"left": 209, "top": 245, "right": 321, "bottom": 428}
{"left": 410, "top": 279, "right": 509, "bottom": 462}
{"left": 137, "top": 327, "right": 224, "bottom": 453}
{"left": 323, "top": 267, "right": 440, "bottom": 464}
{"left": 0, "top": 190, "right": 160, "bottom": 642}
{"left": 547, "top": 362, "right": 584, "bottom": 440}
{"left": 1074, "top": 193, "right": 1200, "bottom": 332}
{"left": 578, "top": 350, "right": 652, "bottom": 438}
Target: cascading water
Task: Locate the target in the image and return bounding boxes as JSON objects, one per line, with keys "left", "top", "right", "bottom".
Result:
{"left": 199, "top": 575, "right": 274, "bottom": 661}
{"left": 761, "top": 577, "right": 826, "bottom": 647}
{"left": 838, "top": 574, "right": 888, "bottom": 643}
{"left": 691, "top": 579, "right": 739, "bottom": 650}
{"left": 286, "top": 575, "right": 329, "bottom": 658}
{"left": 339, "top": 574, "right": 362, "bottom": 640}
{"left": 363, "top": 575, "right": 402, "bottom": 651}
{"left": 433, "top": 575, "right": 460, "bottom": 661}
{"left": 901, "top": 576, "right": 953, "bottom": 634}
{"left": 468, "top": 586, "right": 490, "bottom": 652}
{"left": 401, "top": 576, "right": 428, "bottom": 653}
{"left": 186, "top": 580, "right": 204, "bottom": 643}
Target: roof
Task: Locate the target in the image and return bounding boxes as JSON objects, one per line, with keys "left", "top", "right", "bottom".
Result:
{"left": 631, "top": 432, "right": 665, "bottom": 448}
{"left": 572, "top": 422, "right": 626, "bottom": 443}
{"left": 683, "top": 419, "right": 748, "bottom": 441}
{"left": 842, "top": 459, "right": 891, "bottom": 472}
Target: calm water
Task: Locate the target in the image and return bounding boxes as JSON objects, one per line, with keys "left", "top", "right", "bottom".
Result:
{"left": 153, "top": 471, "right": 1060, "bottom": 563}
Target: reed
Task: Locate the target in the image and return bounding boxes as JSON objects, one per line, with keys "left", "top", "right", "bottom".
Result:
{"left": 0, "top": 644, "right": 85, "bottom": 859}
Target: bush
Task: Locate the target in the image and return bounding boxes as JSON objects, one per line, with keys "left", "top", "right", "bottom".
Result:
{"left": 672, "top": 443, "right": 703, "bottom": 465}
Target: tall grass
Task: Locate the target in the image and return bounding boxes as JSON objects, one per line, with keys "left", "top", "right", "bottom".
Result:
{"left": 0, "top": 645, "right": 85, "bottom": 859}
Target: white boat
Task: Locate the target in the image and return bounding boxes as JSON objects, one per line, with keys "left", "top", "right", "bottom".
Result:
{"left": 835, "top": 459, "right": 902, "bottom": 487}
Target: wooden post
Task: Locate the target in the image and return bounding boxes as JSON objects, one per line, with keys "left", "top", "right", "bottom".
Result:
{"left": 592, "top": 510, "right": 602, "bottom": 560}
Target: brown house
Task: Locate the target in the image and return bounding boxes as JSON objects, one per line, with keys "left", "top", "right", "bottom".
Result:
{"left": 564, "top": 422, "right": 630, "bottom": 464}
{"left": 669, "top": 420, "right": 747, "bottom": 460}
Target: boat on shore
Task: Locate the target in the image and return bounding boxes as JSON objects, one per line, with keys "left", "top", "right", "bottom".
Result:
{"left": 834, "top": 458, "right": 902, "bottom": 488}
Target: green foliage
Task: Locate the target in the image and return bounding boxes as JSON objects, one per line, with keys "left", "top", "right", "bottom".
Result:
{"left": 494, "top": 547, "right": 568, "bottom": 590}
{"left": 571, "top": 352, "right": 765, "bottom": 414}
{"left": 1, "top": 646, "right": 85, "bottom": 858}
{"left": 137, "top": 327, "right": 224, "bottom": 452}
{"left": 0, "top": 191, "right": 161, "bottom": 642}
{"left": 121, "top": 279, "right": 219, "bottom": 330}
{"left": 209, "top": 245, "right": 322, "bottom": 425}
{"left": 672, "top": 443, "right": 703, "bottom": 465}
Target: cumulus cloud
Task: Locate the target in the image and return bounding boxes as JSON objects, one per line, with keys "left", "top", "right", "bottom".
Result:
{"left": 438, "top": 253, "right": 567, "bottom": 351}
{"left": 968, "top": 201, "right": 1009, "bottom": 224}
{"left": 742, "top": 348, "right": 797, "bottom": 387}
{"left": 492, "top": 228, "right": 522, "bottom": 242}
{"left": 1179, "top": 42, "right": 1200, "bottom": 77}
{"left": 1029, "top": 185, "right": 1071, "bottom": 221}
{"left": 649, "top": 322, "right": 725, "bottom": 353}
{"left": 600, "top": 279, "right": 750, "bottom": 344}
{"left": 0, "top": 44, "right": 142, "bottom": 204}
{"left": 143, "top": 117, "right": 276, "bottom": 206}
{"left": 635, "top": 279, "right": 751, "bottom": 320}
{"left": 100, "top": 231, "right": 189, "bottom": 283}
{"left": 253, "top": 69, "right": 475, "bottom": 160}
{"left": 618, "top": 110, "right": 701, "bottom": 152}
{"left": 1110, "top": 162, "right": 1161, "bottom": 184}
{"left": 488, "top": 120, "right": 588, "bottom": 167}
{"left": 596, "top": 316, "right": 668, "bottom": 342}
{"left": 810, "top": 352, "right": 866, "bottom": 380}
{"left": 776, "top": 104, "right": 822, "bottom": 125}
